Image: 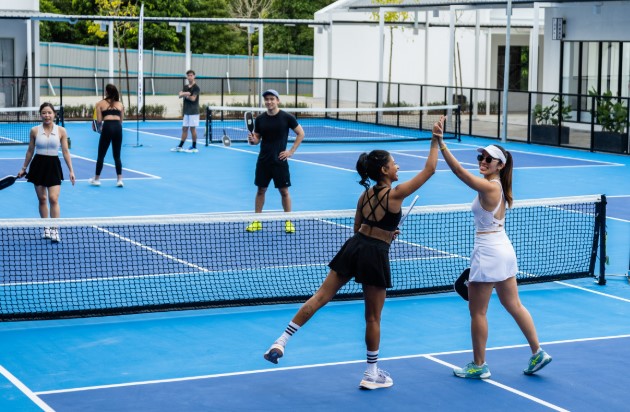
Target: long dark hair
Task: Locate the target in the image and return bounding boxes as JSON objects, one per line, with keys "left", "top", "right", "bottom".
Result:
{"left": 104, "top": 84, "right": 120, "bottom": 102}
{"left": 493, "top": 144, "right": 513, "bottom": 207}
{"left": 356, "top": 150, "right": 391, "bottom": 190}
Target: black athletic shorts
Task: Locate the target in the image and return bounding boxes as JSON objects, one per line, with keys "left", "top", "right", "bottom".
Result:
{"left": 254, "top": 159, "right": 291, "bottom": 189}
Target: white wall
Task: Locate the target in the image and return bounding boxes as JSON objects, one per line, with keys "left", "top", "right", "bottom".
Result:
{"left": 0, "top": 0, "right": 38, "bottom": 11}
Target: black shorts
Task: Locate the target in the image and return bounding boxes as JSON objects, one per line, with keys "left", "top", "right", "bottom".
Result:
{"left": 26, "top": 154, "right": 64, "bottom": 187}
{"left": 255, "top": 159, "right": 291, "bottom": 189}
{"left": 328, "top": 232, "right": 392, "bottom": 288}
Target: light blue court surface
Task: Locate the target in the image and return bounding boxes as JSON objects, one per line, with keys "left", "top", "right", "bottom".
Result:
{"left": 1, "top": 120, "right": 629, "bottom": 411}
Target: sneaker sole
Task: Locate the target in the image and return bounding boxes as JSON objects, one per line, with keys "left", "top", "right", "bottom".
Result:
{"left": 453, "top": 371, "right": 491, "bottom": 379}
{"left": 359, "top": 380, "right": 394, "bottom": 390}
{"left": 524, "top": 357, "right": 552, "bottom": 375}
{"left": 263, "top": 344, "right": 284, "bottom": 364}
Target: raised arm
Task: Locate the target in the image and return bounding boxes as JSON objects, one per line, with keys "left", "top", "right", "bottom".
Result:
{"left": 436, "top": 134, "right": 498, "bottom": 195}
{"left": 390, "top": 117, "right": 443, "bottom": 200}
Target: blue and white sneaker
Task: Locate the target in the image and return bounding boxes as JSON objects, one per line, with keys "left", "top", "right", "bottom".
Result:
{"left": 185, "top": 146, "right": 199, "bottom": 153}
{"left": 263, "top": 342, "right": 284, "bottom": 364}
{"left": 453, "top": 362, "right": 491, "bottom": 379}
{"left": 359, "top": 369, "right": 394, "bottom": 390}
{"left": 171, "top": 146, "right": 184, "bottom": 152}
{"left": 523, "top": 349, "right": 552, "bottom": 375}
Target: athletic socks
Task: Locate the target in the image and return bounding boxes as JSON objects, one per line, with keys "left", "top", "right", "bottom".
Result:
{"left": 366, "top": 350, "right": 379, "bottom": 375}
{"left": 276, "top": 321, "right": 300, "bottom": 347}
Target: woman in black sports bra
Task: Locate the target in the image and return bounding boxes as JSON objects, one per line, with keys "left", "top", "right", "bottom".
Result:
{"left": 263, "top": 117, "right": 445, "bottom": 390}
{"left": 89, "top": 83, "right": 124, "bottom": 187}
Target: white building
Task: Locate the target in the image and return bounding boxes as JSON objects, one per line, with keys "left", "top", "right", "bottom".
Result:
{"left": 313, "top": 0, "right": 630, "bottom": 110}
{"left": 0, "top": 0, "right": 39, "bottom": 107}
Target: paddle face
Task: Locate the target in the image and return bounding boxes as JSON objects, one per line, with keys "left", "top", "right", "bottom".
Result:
{"left": 0, "top": 175, "right": 18, "bottom": 191}
{"left": 454, "top": 268, "right": 470, "bottom": 301}
{"left": 244, "top": 112, "right": 255, "bottom": 133}
{"left": 222, "top": 129, "right": 231, "bottom": 147}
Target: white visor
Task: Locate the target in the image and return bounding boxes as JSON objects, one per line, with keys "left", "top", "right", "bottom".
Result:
{"left": 477, "top": 145, "right": 506, "bottom": 163}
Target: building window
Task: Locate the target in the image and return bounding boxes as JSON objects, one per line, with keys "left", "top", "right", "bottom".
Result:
{"left": 497, "top": 46, "right": 529, "bottom": 91}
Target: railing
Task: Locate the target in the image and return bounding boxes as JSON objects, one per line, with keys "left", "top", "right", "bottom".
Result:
{"left": 2, "top": 76, "right": 628, "bottom": 154}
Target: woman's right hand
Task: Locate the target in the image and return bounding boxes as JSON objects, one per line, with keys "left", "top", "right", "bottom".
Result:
{"left": 17, "top": 169, "right": 26, "bottom": 178}
{"left": 432, "top": 115, "right": 445, "bottom": 142}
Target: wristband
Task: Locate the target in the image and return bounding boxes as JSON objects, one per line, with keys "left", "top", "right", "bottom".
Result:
{"left": 440, "top": 145, "right": 448, "bottom": 151}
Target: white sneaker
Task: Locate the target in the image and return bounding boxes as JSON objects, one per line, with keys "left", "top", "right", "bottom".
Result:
{"left": 359, "top": 369, "right": 393, "bottom": 390}
{"left": 116, "top": 180, "right": 124, "bottom": 187}
{"left": 171, "top": 146, "right": 184, "bottom": 152}
{"left": 184, "top": 146, "right": 199, "bottom": 153}
{"left": 89, "top": 178, "right": 101, "bottom": 187}
{"left": 50, "top": 228, "right": 61, "bottom": 243}
{"left": 42, "top": 227, "right": 51, "bottom": 239}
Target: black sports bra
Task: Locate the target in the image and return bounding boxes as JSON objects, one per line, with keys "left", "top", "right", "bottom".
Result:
{"left": 361, "top": 186, "right": 402, "bottom": 231}
{"left": 102, "top": 108, "right": 122, "bottom": 117}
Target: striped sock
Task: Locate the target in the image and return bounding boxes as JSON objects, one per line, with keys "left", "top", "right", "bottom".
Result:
{"left": 366, "top": 350, "right": 379, "bottom": 375}
{"left": 276, "top": 321, "right": 300, "bottom": 347}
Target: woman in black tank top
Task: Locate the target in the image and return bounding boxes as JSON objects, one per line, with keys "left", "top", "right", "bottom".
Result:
{"left": 262, "top": 118, "right": 444, "bottom": 389}
{"left": 89, "top": 83, "right": 124, "bottom": 187}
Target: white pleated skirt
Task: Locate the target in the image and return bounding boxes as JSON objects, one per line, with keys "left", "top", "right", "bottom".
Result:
{"left": 469, "top": 231, "right": 518, "bottom": 283}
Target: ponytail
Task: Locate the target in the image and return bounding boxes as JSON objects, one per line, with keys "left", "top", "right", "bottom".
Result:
{"left": 355, "top": 150, "right": 391, "bottom": 190}
{"left": 494, "top": 145, "right": 513, "bottom": 207}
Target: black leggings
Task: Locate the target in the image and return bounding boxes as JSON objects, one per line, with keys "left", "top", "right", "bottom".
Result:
{"left": 96, "top": 120, "right": 123, "bottom": 175}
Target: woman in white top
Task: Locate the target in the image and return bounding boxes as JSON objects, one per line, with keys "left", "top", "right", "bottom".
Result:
{"left": 17, "top": 103, "right": 75, "bottom": 242}
{"left": 436, "top": 136, "right": 551, "bottom": 379}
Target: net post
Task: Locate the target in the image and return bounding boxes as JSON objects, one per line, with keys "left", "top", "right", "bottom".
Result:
{"left": 206, "top": 107, "right": 212, "bottom": 145}
{"left": 597, "top": 194, "right": 607, "bottom": 285}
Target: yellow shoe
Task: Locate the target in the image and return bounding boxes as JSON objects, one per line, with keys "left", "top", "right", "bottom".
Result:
{"left": 245, "top": 221, "right": 262, "bottom": 232}
{"left": 285, "top": 220, "right": 295, "bottom": 234}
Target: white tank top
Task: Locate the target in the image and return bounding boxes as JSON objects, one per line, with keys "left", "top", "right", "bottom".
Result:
{"left": 35, "top": 124, "right": 61, "bottom": 156}
{"left": 472, "top": 179, "right": 505, "bottom": 232}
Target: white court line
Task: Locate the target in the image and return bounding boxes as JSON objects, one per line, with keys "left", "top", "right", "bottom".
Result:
{"left": 0, "top": 364, "right": 55, "bottom": 411}
{"left": 555, "top": 281, "right": 630, "bottom": 303}
{"left": 34, "top": 334, "right": 630, "bottom": 399}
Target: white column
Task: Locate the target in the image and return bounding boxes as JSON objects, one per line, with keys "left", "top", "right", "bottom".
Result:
{"left": 258, "top": 24, "right": 264, "bottom": 97}
{"left": 108, "top": 22, "right": 114, "bottom": 83}
{"left": 26, "top": 20, "right": 33, "bottom": 107}
{"left": 378, "top": 8, "right": 385, "bottom": 108}
{"left": 448, "top": 6, "right": 455, "bottom": 106}
{"left": 530, "top": 3, "right": 540, "bottom": 92}
{"left": 185, "top": 22, "right": 191, "bottom": 71}
{"left": 501, "top": 0, "right": 513, "bottom": 142}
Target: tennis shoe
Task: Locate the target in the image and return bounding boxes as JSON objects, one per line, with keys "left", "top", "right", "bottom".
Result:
{"left": 42, "top": 227, "right": 51, "bottom": 239}
{"left": 89, "top": 178, "right": 101, "bottom": 187}
{"left": 285, "top": 220, "right": 295, "bottom": 234}
{"left": 116, "top": 180, "right": 124, "bottom": 188}
{"left": 263, "top": 342, "right": 284, "bottom": 364}
{"left": 359, "top": 369, "right": 393, "bottom": 390}
{"left": 171, "top": 146, "right": 184, "bottom": 152}
{"left": 453, "top": 362, "right": 491, "bottom": 379}
{"left": 246, "top": 221, "right": 262, "bottom": 232}
{"left": 184, "top": 146, "right": 199, "bottom": 153}
{"left": 50, "top": 228, "right": 61, "bottom": 243}
{"left": 523, "top": 349, "right": 552, "bottom": 375}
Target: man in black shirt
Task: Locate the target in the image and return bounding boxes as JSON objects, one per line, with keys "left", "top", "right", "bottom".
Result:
{"left": 172, "top": 70, "right": 200, "bottom": 153}
{"left": 246, "top": 89, "right": 305, "bottom": 233}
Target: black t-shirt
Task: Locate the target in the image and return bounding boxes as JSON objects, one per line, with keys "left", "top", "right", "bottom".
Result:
{"left": 182, "top": 83, "right": 200, "bottom": 115}
{"left": 255, "top": 110, "right": 299, "bottom": 163}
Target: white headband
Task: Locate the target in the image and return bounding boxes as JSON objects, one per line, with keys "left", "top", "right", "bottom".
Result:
{"left": 477, "top": 145, "right": 506, "bottom": 163}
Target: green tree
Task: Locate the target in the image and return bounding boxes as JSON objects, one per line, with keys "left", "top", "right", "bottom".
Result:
{"left": 264, "top": 0, "right": 335, "bottom": 55}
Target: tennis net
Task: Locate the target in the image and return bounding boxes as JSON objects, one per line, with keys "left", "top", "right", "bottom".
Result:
{"left": 0, "top": 195, "right": 605, "bottom": 321}
{"left": 205, "top": 105, "right": 460, "bottom": 144}
{"left": 0, "top": 106, "right": 64, "bottom": 145}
